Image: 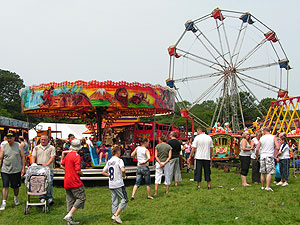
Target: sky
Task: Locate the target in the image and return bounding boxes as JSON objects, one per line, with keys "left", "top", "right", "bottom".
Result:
{"left": 0, "top": 0, "right": 299, "bottom": 103}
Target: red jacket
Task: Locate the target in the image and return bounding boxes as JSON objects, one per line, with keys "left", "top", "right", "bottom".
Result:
{"left": 61, "top": 151, "right": 83, "bottom": 189}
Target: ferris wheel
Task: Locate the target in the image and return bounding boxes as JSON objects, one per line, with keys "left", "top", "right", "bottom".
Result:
{"left": 167, "top": 8, "right": 291, "bottom": 133}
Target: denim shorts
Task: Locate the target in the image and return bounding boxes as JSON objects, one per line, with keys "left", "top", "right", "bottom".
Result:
{"left": 135, "top": 166, "right": 151, "bottom": 187}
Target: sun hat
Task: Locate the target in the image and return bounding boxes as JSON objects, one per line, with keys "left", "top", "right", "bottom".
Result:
{"left": 70, "top": 139, "right": 82, "bottom": 151}
{"left": 96, "top": 141, "right": 102, "bottom": 147}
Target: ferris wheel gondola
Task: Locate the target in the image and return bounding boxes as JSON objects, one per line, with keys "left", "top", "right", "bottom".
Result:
{"left": 167, "top": 8, "right": 291, "bottom": 133}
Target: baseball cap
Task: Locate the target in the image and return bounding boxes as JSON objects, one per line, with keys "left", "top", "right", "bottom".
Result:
{"left": 7, "top": 132, "right": 15, "bottom": 137}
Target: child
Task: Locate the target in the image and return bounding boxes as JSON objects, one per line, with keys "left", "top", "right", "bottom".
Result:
{"left": 130, "top": 138, "right": 153, "bottom": 200}
{"left": 102, "top": 146, "right": 128, "bottom": 224}
{"left": 96, "top": 141, "right": 108, "bottom": 164}
{"left": 276, "top": 136, "right": 290, "bottom": 186}
{"left": 184, "top": 138, "right": 192, "bottom": 173}
{"left": 61, "top": 139, "right": 86, "bottom": 225}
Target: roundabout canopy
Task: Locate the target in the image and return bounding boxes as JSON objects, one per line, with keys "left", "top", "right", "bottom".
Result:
{"left": 20, "top": 80, "right": 175, "bottom": 139}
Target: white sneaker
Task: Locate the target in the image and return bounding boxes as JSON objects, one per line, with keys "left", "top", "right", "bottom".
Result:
{"left": 261, "top": 187, "right": 265, "bottom": 190}
{"left": 0, "top": 204, "right": 6, "bottom": 211}
{"left": 40, "top": 199, "right": 46, "bottom": 203}
{"left": 112, "top": 214, "right": 116, "bottom": 220}
{"left": 265, "top": 187, "right": 274, "bottom": 192}
{"left": 276, "top": 181, "right": 283, "bottom": 186}
{"left": 14, "top": 196, "right": 20, "bottom": 206}
{"left": 282, "top": 182, "right": 289, "bottom": 187}
{"left": 63, "top": 216, "right": 80, "bottom": 225}
{"left": 114, "top": 215, "right": 123, "bottom": 224}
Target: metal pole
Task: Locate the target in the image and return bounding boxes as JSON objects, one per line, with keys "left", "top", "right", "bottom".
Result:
{"left": 152, "top": 109, "right": 156, "bottom": 166}
{"left": 96, "top": 108, "right": 103, "bottom": 141}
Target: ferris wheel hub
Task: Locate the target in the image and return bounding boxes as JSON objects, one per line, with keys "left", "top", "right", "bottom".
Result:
{"left": 224, "top": 67, "right": 237, "bottom": 76}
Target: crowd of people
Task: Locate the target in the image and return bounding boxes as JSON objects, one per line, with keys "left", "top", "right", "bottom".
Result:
{"left": 0, "top": 126, "right": 294, "bottom": 224}
{"left": 239, "top": 127, "right": 291, "bottom": 191}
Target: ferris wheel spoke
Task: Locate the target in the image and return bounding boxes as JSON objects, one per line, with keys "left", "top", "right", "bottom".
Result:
{"left": 236, "top": 83, "right": 265, "bottom": 116}
{"left": 182, "top": 55, "right": 223, "bottom": 71}
{"left": 233, "top": 76, "right": 245, "bottom": 128}
{"left": 238, "top": 72, "right": 280, "bottom": 93}
{"left": 240, "top": 77, "right": 278, "bottom": 93}
{"left": 193, "top": 24, "right": 230, "bottom": 67}
{"left": 188, "top": 76, "right": 224, "bottom": 110}
{"left": 237, "top": 62, "right": 278, "bottom": 72}
{"left": 174, "top": 71, "right": 224, "bottom": 83}
{"left": 177, "top": 49, "right": 225, "bottom": 71}
{"left": 210, "top": 88, "right": 223, "bottom": 127}
{"left": 216, "top": 78, "right": 230, "bottom": 124}
{"left": 192, "top": 34, "right": 226, "bottom": 68}
{"left": 215, "top": 20, "right": 227, "bottom": 66}
{"left": 220, "top": 19, "right": 233, "bottom": 66}
{"left": 232, "top": 22, "right": 249, "bottom": 65}
{"left": 237, "top": 75, "right": 267, "bottom": 113}
{"left": 235, "top": 38, "right": 267, "bottom": 68}
{"left": 189, "top": 111, "right": 210, "bottom": 127}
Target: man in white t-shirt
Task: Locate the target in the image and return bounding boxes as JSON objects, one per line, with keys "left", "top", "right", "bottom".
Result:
{"left": 256, "top": 127, "right": 280, "bottom": 191}
{"left": 103, "top": 146, "right": 128, "bottom": 224}
{"left": 188, "top": 127, "right": 213, "bottom": 189}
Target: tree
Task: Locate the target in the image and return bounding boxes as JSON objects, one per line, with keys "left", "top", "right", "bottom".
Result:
{"left": 0, "top": 70, "right": 25, "bottom": 120}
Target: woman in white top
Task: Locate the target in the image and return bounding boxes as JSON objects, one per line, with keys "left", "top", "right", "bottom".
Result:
{"left": 251, "top": 130, "right": 262, "bottom": 184}
{"left": 276, "top": 135, "right": 290, "bottom": 186}
{"left": 239, "top": 131, "right": 254, "bottom": 186}
{"left": 130, "top": 138, "right": 153, "bottom": 200}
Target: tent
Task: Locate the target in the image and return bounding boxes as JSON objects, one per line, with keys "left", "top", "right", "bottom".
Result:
{"left": 29, "top": 123, "right": 89, "bottom": 140}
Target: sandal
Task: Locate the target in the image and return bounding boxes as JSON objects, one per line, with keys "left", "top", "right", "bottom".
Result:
{"left": 147, "top": 196, "right": 154, "bottom": 200}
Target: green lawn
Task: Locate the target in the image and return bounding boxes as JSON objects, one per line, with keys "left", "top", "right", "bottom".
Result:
{"left": 0, "top": 168, "right": 299, "bottom": 225}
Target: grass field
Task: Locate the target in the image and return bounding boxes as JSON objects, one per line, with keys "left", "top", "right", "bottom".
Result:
{"left": 0, "top": 168, "right": 299, "bottom": 225}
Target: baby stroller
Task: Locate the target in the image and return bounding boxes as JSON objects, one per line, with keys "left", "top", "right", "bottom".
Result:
{"left": 24, "top": 164, "right": 51, "bottom": 214}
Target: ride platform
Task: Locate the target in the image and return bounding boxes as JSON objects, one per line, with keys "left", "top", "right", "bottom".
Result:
{"left": 53, "top": 165, "right": 156, "bottom": 181}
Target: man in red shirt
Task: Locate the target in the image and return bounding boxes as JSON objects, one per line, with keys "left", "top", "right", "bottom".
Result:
{"left": 61, "top": 139, "right": 86, "bottom": 225}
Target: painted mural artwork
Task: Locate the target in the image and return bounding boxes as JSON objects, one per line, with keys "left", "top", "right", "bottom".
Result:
{"left": 20, "top": 80, "right": 175, "bottom": 114}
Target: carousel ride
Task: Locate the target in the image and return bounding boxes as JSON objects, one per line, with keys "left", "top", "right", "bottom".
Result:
{"left": 20, "top": 80, "right": 176, "bottom": 180}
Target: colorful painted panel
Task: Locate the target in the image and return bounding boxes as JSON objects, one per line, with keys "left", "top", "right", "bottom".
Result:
{"left": 210, "top": 134, "right": 232, "bottom": 160}
{"left": 20, "top": 80, "right": 175, "bottom": 116}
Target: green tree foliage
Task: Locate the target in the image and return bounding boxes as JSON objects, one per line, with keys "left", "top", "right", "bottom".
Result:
{"left": 257, "top": 97, "right": 276, "bottom": 113}
{"left": 0, "top": 69, "right": 82, "bottom": 124}
{"left": 0, "top": 70, "right": 25, "bottom": 120}
{"left": 151, "top": 92, "right": 277, "bottom": 131}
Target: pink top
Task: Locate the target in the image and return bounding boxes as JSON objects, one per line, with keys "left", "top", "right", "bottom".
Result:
{"left": 184, "top": 143, "right": 191, "bottom": 153}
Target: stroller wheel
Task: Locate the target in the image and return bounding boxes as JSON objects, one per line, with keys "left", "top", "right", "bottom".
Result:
{"left": 43, "top": 206, "right": 50, "bottom": 213}
{"left": 24, "top": 207, "right": 30, "bottom": 215}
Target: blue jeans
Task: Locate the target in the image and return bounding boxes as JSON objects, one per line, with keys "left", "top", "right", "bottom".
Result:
{"left": 279, "top": 159, "right": 290, "bottom": 181}
{"left": 135, "top": 166, "right": 151, "bottom": 187}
